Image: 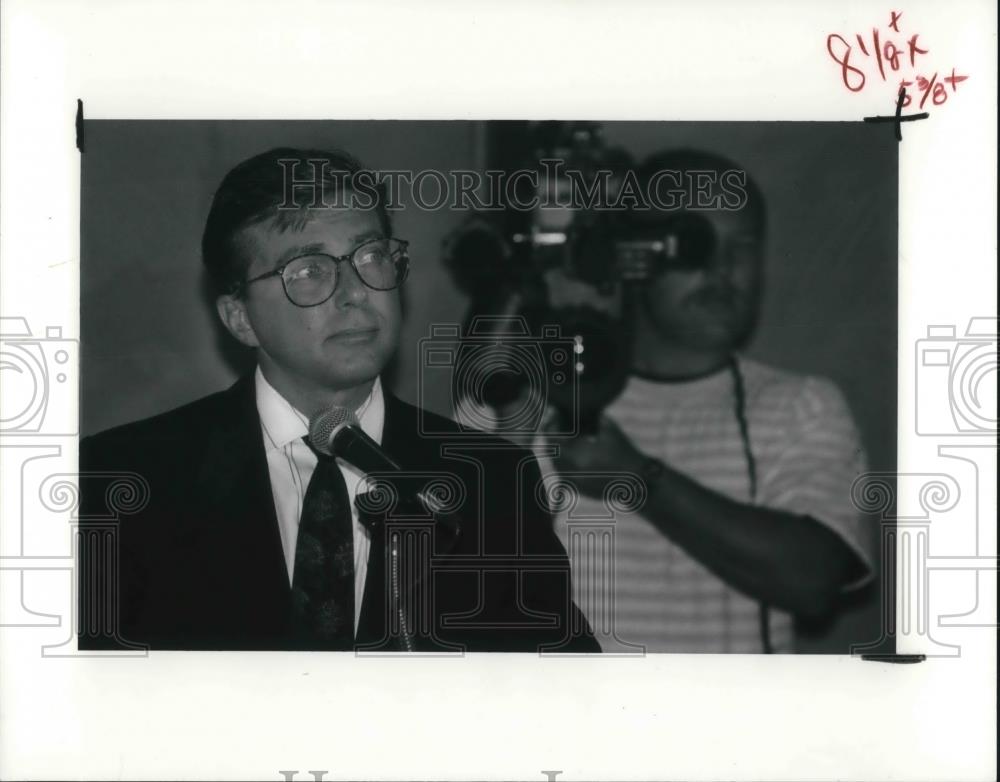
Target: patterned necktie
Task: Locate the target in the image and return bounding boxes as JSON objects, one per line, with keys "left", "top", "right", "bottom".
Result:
{"left": 290, "top": 437, "right": 355, "bottom": 649}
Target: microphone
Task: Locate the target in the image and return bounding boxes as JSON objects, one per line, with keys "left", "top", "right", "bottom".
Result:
{"left": 309, "top": 406, "right": 402, "bottom": 474}
{"left": 308, "top": 407, "right": 461, "bottom": 536}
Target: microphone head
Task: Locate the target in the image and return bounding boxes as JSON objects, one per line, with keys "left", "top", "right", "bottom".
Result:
{"left": 308, "top": 406, "right": 358, "bottom": 457}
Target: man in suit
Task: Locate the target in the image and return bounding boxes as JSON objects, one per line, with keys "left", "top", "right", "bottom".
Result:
{"left": 79, "top": 147, "right": 598, "bottom": 653}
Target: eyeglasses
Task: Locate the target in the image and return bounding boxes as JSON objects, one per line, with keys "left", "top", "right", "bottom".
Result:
{"left": 241, "top": 237, "right": 410, "bottom": 307}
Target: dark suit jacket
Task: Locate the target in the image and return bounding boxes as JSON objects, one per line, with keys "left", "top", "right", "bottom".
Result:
{"left": 78, "top": 374, "right": 598, "bottom": 653}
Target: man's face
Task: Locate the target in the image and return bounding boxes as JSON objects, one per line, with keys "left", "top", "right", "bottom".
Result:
{"left": 219, "top": 205, "right": 402, "bottom": 405}
{"left": 639, "top": 207, "right": 763, "bottom": 350}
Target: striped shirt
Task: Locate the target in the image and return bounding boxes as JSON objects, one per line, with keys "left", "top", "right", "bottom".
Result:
{"left": 255, "top": 368, "right": 384, "bottom": 633}
{"left": 534, "top": 358, "right": 873, "bottom": 653}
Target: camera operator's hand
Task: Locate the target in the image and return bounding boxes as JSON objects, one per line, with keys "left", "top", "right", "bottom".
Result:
{"left": 544, "top": 415, "right": 646, "bottom": 497}
{"left": 543, "top": 410, "right": 868, "bottom": 621}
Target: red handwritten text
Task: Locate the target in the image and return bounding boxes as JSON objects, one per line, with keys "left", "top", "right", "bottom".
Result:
{"left": 826, "top": 11, "right": 968, "bottom": 108}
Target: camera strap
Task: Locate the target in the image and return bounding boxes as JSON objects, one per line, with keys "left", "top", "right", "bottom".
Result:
{"left": 727, "top": 354, "right": 773, "bottom": 654}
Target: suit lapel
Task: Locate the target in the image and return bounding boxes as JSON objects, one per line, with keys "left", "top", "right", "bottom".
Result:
{"left": 379, "top": 391, "right": 425, "bottom": 468}
{"left": 356, "top": 393, "right": 467, "bottom": 650}
{"left": 356, "top": 392, "right": 409, "bottom": 649}
{"left": 194, "top": 375, "right": 291, "bottom": 618}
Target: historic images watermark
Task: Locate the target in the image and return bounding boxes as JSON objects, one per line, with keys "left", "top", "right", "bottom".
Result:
{"left": 850, "top": 317, "right": 997, "bottom": 657}
{"left": 417, "top": 317, "right": 647, "bottom": 654}
{"left": 276, "top": 158, "right": 752, "bottom": 213}
{"left": 0, "top": 316, "right": 149, "bottom": 656}
{"left": 0, "top": 316, "right": 76, "bottom": 436}
{"left": 2, "top": 316, "right": 994, "bottom": 658}
{"left": 417, "top": 314, "right": 998, "bottom": 658}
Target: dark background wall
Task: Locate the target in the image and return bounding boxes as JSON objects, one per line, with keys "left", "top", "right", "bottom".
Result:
{"left": 81, "top": 120, "right": 481, "bottom": 434}
{"left": 81, "top": 120, "right": 896, "bottom": 652}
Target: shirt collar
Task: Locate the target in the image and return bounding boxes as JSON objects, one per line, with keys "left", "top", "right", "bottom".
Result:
{"left": 255, "top": 366, "right": 385, "bottom": 452}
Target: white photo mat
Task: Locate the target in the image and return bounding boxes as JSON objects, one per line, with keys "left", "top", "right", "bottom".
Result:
{"left": 0, "top": 1, "right": 995, "bottom": 780}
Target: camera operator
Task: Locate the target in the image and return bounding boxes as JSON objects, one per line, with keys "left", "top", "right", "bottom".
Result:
{"left": 542, "top": 149, "right": 874, "bottom": 653}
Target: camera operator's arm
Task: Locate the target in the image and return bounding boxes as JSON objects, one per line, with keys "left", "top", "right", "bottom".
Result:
{"left": 548, "top": 381, "right": 871, "bottom": 620}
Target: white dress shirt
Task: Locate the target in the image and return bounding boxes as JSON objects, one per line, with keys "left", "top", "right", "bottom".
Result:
{"left": 254, "top": 367, "right": 385, "bottom": 633}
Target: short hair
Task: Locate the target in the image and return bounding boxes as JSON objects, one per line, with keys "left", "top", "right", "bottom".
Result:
{"left": 201, "top": 147, "right": 392, "bottom": 297}
{"left": 625, "top": 147, "right": 767, "bottom": 233}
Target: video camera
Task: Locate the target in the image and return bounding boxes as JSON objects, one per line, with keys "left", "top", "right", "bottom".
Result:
{"left": 444, "top": 121, "right": 726, "bottom": 298}
{"left": 441, "top": 122, "right": 730, "bottom": 432}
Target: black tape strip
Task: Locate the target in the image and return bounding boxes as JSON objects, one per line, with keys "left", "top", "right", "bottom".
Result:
{"left": 861, "top": 653, "right": 927, "bottom": 664}
{"left": 76, "top": 99, "right": 84, "bottom": 153}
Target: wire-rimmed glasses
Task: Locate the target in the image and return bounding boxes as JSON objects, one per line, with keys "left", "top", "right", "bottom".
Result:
{"left": 241, "top": 237, "right": 409, "bottom": 307}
